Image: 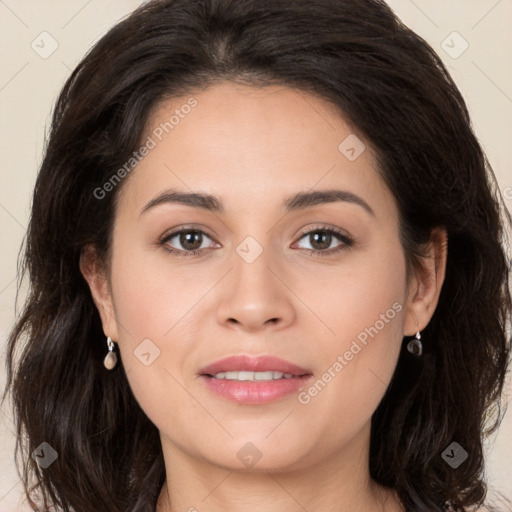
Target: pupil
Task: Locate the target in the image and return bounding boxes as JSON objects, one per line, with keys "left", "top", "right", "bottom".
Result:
{"left": 311, "top": 232, "right": 330, "bottom": 250}
{"left": 181, "top": 231, "right": 202, "bottom": 250}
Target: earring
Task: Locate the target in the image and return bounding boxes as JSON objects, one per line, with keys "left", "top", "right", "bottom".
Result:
{"left": 407, "top": 331, "right": 423, "bottom": 356}
{"left": 103, "top": 336, "right": 118, "bottom": 370}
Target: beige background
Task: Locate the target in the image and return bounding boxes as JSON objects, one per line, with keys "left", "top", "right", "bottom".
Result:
{"left": 1, "top": 1, "right": 511, "bottom": 510}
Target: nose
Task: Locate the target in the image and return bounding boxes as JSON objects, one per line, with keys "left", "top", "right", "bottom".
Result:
{"left": 216, "top": 245, "right": 296, "bottom": 333}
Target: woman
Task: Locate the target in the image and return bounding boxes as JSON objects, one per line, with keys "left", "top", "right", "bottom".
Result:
{"left": 3, "top": 0, "right": 511, "bottom": 511}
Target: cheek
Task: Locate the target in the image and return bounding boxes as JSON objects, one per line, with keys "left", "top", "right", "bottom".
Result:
{"left": 334, "top": 237, "right": 407, "bottom": 373}
{"left": 309, "top": 229, "right": 407, "bottom": 346}
{"left": 109, "top": 238, "right": 205, "bottom": 340}
{"left": 299, "top": 241, "right": 407, "bottom": 436}
{"left": 107, "top": 233, "right": 220, "bottom": 424}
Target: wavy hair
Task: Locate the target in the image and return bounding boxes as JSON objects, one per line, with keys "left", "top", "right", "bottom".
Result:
{"left": 3, "top": 0, "right": 511, "bottom": 511}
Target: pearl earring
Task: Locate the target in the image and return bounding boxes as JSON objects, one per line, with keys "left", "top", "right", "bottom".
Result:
{"left": 103, "top": 336, "right": 118, "bottom": 369}
{"left": 407, "top": 331, "right": 423, "bottom": 356}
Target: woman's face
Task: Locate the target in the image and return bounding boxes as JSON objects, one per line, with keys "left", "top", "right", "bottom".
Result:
{"left": 85, "top": 81, "right": 444, "bottom": 472}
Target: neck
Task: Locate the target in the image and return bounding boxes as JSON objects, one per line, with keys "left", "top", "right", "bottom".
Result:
{"left": 155, "top": 423, "right": 403, "bottom": 512}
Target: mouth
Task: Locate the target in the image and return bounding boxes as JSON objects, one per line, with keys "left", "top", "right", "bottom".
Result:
{"left": 198, "top": 355, "right": 313, "bottom": 404}
{"left": 198, "top": 354, "right": 312, "bottom": 379}
{"left": 205, "top": 370, "right": 300, "bottom": 381}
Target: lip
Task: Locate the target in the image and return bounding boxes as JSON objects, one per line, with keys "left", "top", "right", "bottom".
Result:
{"left": 198, "top": 355, "right": 313, "bottom": 405}
{"left": 198, "top": 355, "right": 311, "bottom": 377}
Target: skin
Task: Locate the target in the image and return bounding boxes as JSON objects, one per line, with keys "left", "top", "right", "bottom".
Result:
{"left": 81, "top": 81, "right": 447, "bottom": 512}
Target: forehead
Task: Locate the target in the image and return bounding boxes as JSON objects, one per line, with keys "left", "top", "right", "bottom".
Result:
{"left": 118, "top": 81, "right": 396, "bottom": 220}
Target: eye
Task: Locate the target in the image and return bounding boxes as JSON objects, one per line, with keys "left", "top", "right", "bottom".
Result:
{"left": 159, "top": 225, "right": 354, "bottom": 258}
{"left": 293, "top": 226, "right": 354, "bottom": 256}
{"left": 160, "top": 227, "right": 218, "bottom": 257}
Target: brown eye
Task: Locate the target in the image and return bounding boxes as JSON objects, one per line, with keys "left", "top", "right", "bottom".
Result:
{"left": 294, "top": 227, "right": 354, "bottom": 257}
{"left": 178, "top": 230, "right": 203, "bottom": 251}
{"left": 161, "top": 228, "right": 217, "bottom": 257}
{"left": 307, "top": 231, "right": 332, "bottom": 251}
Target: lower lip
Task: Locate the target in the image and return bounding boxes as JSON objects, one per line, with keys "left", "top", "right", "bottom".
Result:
{"left": 200, "top": 374, "right": 313, "bottom": 404}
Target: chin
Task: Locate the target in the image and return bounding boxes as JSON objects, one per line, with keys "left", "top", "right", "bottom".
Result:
{"left": 193, "top": 435, "right": 315, "bottom": 473}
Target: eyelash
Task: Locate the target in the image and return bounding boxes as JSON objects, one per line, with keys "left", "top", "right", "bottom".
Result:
{"left": 159, "top": 225, "right": 355, "bottom": 259}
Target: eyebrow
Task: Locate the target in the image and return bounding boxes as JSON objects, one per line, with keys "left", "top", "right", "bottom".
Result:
{"left": 140, "top": 188, "right": 375, "bottom": 217}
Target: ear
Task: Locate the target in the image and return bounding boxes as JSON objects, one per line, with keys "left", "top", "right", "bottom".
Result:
{"left": 79, "top": 244, "right": 119, "bottom": 341}
{"left": 403, "top": 227, "right": 448, "bottom": 336}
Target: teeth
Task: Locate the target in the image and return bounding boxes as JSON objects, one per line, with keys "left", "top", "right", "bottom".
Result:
{"left": 212, "top": 371, "right": 294, "bottom": 381}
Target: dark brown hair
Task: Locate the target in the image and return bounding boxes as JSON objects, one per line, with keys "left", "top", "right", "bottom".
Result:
{"left": 3, "top": 0, "right": 511, "bottom": 511}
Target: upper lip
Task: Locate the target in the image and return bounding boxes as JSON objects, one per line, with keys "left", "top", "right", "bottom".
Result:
{"left": 199, "top": 355, "right": 311, "bottom": 376}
